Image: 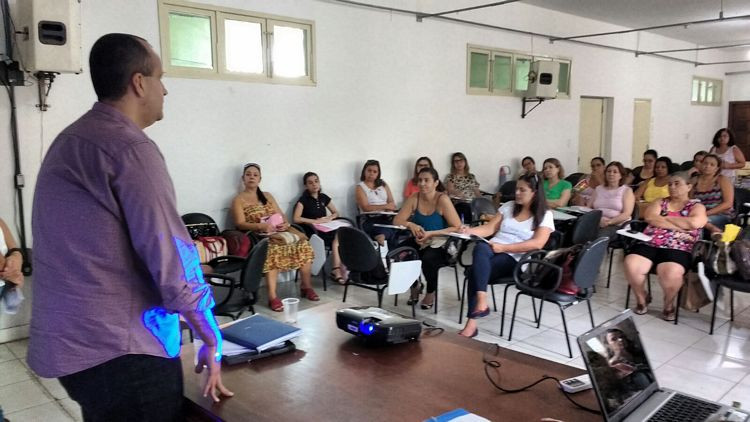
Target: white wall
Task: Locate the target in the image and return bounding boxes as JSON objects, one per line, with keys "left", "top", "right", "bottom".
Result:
{"left": 0, "top": 0, "right": 747, "bottom": 244}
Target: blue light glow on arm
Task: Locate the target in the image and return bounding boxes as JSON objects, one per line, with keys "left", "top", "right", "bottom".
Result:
{"left": 142, "top": 307, "right": 180, "bottom": 357}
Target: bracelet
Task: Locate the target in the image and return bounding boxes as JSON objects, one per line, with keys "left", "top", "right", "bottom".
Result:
{"left": 4, "top": 248, "right": 22, "bottom": 258}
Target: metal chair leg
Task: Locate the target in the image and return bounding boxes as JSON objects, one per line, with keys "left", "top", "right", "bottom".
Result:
{"left": 536, "top": 300, "right": 545, "bottom": 328}
{"left": 342, "top": 283, "right": 349, "bottom": 303}
{"left": 500, "top": 284, "right": 512, "bottom": 337}
{"left": 559, "top": 304, "right": 573, "bottom": 358}
{"left": 606, "top": 247, "right": 614, "bottom": 288}
{"left": 491, "top": 285, "right": 498, "bottom": 312}
{"left": 586, "top": 299, "right": 595, "bottom": 328}
{"left": 530, "top": 297, "right": 538, "bottom": 323}
{"left": 458, "top": 277, "right": 468, "bottom": 325}
{"left": 434, "top": 287, "right": 438, "bottom": 315}
{"left": 709, "top": 284, "right": 720, "bottom": 335}
{"left": 507, "top": 292, "right": 523, "bottom": 342}
{"left": 625, "top": 284, "right": 631, "bottom": 309}
{"left": 454, "top": 266, "right": 461, "bottom": 301}
{"left": 731, "top": 289, "right": 735, "bottom": 321}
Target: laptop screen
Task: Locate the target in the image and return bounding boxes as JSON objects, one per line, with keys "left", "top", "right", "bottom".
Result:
{"left": 578, "top": 312, "right": 658, "bottom": 421}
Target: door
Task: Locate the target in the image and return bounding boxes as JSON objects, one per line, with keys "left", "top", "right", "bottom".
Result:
{"left": 632, "top": 99, "right": 652, "bottom": 167}
{"left": 579, "top": 97, "right": 604, "bottom": 172}
{"left": 729, "top": 101, "right": 750, "bottom": 160}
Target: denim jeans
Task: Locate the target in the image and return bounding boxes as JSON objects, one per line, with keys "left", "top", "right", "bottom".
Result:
{"left": 58, "top": 354, "right": 184, "bottom": 422}
{"left": 467, "top": 242, "right": 517, "bottom": 317}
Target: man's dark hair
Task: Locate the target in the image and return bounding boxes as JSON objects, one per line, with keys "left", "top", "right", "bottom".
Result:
{"left": 89, "top": 33, "right": 154, "bottom": 101}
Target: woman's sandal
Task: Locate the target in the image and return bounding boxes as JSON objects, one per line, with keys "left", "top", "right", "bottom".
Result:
{"left": 269, "top": 297, "right": 284, "bottom": 312}
{"left": 458, "top": 328, "right": 478, "bottom": 338}
{"left": 662, "top": 308, "right": 676, "bottom": 322}
{"left": 407, "top": 282, "right": 424, "bottom": 306}
{"left": 634, "top": 303, "right": 648, "bottom": 315}
{"left": 329, "top": 267, "right": 346, "bottom": 285}
{"left": 300, "top": 287, "right": 320, "bottom": 301}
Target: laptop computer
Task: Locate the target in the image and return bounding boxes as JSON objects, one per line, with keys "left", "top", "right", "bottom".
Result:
{"left": 577, "top": 311, "right": 749, "bottom": 422}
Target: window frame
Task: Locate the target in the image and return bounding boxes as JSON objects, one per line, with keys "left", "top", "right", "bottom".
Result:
{"left": 466, "top": 44, "right": 571, "bottom": 99}
{"left": 158, "top": 0, "right": 316, "bottom": 86}
{"left": 691, "top": 76, "right": 722, "bottom": 106}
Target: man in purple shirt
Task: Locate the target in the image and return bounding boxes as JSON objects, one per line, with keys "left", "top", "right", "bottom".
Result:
{"left": 29, "top": 33, "right": 232, "bottom": 420}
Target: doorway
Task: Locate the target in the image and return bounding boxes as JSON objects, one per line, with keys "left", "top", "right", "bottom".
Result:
{"left": 729, "top": 101, "right": 750, "bottom": 159}
{"left": 578, "top": 97, "right": 612, "bottom": 172}
{"left": 632, "top": 99, "right": 652, "bottom": 167}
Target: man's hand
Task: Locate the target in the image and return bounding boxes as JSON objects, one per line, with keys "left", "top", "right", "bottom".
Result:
{"left": 195, "top": 344, "right": 234, "bottom": 402}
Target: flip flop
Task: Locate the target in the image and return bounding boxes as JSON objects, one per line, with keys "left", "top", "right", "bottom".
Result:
{"left": 634, "top": 303, "right": 648, "bottom": 315}
{"left": 330, "top": 267, "right": 346, "bottom": 285}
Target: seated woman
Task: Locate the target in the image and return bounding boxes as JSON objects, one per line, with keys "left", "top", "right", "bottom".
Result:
{"left": 572, "top": 157, "right": 606, "bottom": 206}
{"left": 542, "top": 158, "right": 572, "bottom": 209}
{"left": 231, "top": 163, "right": 319, "bottom": 312}
{"left": 692, "top": 153, "right": 734, "bottom": 236}
{"left": 518, "top": 156, "right": 538, "bottom": 179}
{"left": 458, "top": 173, "right": 554, "bottom": 337}
{"left": 394, "top": 168, "right": 461, "bottom": 309}
{"left": 626, "top": 149, "right": 658, "bottom": 186}
{"left": 445, "top": 152, "right": 481, "bottom": 223}
{"left": 293, "top": 171, "right": 346, "bottom": 284}
{"left": 687, "top": 150, "right": 708, "bottom": 178}
{"left": 590, "top": 161, "right": 635, "bottom": 239}
{"left": 624, "top": 172, "right": 706, "bottom": 321}
{"left": 0, "top": 217, "right": 24, "bottom": 289}
{"left": 634, "top": 156, "right": 672, "bottom": 216}
{"left": 404, "top": 157, "right": 433, "bottom": 199}
{"left": 355, "top": 159, "right": 397, "bottom": 247}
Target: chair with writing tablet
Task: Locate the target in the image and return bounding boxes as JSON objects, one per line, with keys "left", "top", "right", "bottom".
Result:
{"left": 299, "top": 217, "right": 356, "bottom": 291}
{"left": 338, "top": 227, "right": 420, "bottom": 308}
{"left": 205, "top": 238, "right": 269, "bottom": 320}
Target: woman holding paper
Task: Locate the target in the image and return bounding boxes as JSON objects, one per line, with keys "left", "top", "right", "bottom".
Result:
{"left": 394, "top": 168, "right": 461, "bottom": 309}
{"left": 624, "top": 171, "right": 706, "bottom": 321}
{"left": 355, "top": 159, "right": 397, "bottom": 247}
{"left": 293, "top": 171, "right": 346, "bottom": 284}
{"left": 231, "top": 163, "right": 319, "bottom": 312}
{"left": 458, "top": 173, "right": 555, "bottom": 338}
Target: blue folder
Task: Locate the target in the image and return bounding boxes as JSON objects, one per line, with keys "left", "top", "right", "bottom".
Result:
{"left": 221, "top": 314, "right": 302, "bottom": 352}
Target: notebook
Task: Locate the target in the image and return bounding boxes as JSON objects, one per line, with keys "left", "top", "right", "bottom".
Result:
{"left": 577, "top": 311, "right": 749, "bottom": 422}
{"left": 221, "top": 314, "right": 302, "bottom": 352}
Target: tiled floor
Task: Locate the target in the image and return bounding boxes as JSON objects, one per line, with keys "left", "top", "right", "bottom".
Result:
{"left": 2, "top": 251, "right": 750, "bottom": 420}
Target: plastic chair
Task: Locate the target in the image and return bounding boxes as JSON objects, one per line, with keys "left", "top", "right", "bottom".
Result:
{"left": 563, "top": 209, "right": 603, "bottom": 247}
{"left": 508, "top": 237, "right": 609, "bottom": 358}
{"left": 182, "top": 212, "right": 249, "bottom": 274}
{"left": 205, "top": 239, "right": 269, "bottom": 320}
{"left": 565, "top": 172, "right": 585, "bottom": 186}
{"left": 299, "top": 217, "right": 356, "bottom": 291}
{"left": 338, "top": 227, "right": 420, "bottom": 308}
{"left": 470, "top": 197, "right": 497, "bottom": 226}
{"left": 498, "top": 180, "right": 517, "bottom": 203}
{"left": 709, "top": 274, "right": 750, "bottom": 334}
{"left": 680, "top": 160, "right": 694, "bottom": 171}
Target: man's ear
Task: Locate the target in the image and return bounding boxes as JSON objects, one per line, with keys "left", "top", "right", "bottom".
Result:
{"left": 131, "top": 72, "right": 146, "bottom": 97}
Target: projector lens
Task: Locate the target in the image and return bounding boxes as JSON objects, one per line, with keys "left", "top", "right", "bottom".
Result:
{"left": 359, "top": 320, "right": 375, "bottom": 335}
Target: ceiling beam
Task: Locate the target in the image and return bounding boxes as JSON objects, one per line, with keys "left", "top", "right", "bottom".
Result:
{"left": 416, "top": 0, "right": 521, "bottom": 21}
{"left": 549, "top": 13, "right": 750, "bottom": 43}
{"left": 324, "top": 0, "right": 701, "bottom": 66}
{"left": 637, "top": 42, "right": 750, "bottom": 56}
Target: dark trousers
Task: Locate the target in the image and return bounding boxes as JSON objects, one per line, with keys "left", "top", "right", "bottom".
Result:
{"left": 59, "top": 354, "right": 184, "bottom": 422}
{"left": 401, "top": 239, "right": 449, "bottom": 294}
{"left": 467, "top": 242, "right": 517, "bottom": 317}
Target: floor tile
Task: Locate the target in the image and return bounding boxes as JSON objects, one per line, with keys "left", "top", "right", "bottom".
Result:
{"left": 58, "top": 397, "right": 83, "bottom": 421}
{"left": 6, "top": 402, "right": 73, "bottom": 421}
{"left": 39, "top": 376, "right": 69, "bottom": 400}
{"left": 0, "top": 359, "right": 32, "bottom": 386}
{"left": 638, "top": 317, "right": 706, "bottom": 347}
{"left": 654, "top": 364, "right": 735, "bottom": 402}
{"left": 638, "top": 337, "right": 689, "bottom": 364}
{"left": 667, "top": 347, "right": 750, "bottom": 383}
{"left": 692, "top": 334, "right": 750, "bottom": 361}
{"left": 0, "top": 344, "right": 14, "bottom": 363}
{"left": 719, "top": 383, "right": 750, "bottom": 408}
{"left": 713, "top": 319, "right": 750, "bottom": 340}
{"left": 7, "top": 338, "right": 29, "bottom": 359}
{"left": 519, "top": 329, "right": 580, "bottom": 359}
{"left": 0, "top": 379, "right": 51, "bottom": 414}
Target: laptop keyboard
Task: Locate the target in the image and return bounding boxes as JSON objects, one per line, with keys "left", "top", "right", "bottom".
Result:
{"left": 647, "top": 393, "right": 722, "bottom": 422}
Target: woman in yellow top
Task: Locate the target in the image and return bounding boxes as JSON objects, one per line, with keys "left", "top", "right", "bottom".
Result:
{"left": 634, "top": 156, "right": 671, "bottom": 216}
{"left": 231, "top": 163, "right": 319, "bottom": 312}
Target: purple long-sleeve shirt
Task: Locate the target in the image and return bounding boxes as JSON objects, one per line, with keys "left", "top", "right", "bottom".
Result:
{"left": 28, "top": 102, "right": 214, "bottom": 378}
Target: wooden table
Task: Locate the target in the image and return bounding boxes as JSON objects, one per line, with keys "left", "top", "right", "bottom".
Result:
{"left": 182, "top": 302, "right": 600, "bottom": 421}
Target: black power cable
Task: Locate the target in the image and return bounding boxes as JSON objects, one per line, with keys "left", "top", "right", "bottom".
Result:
{"left": 482, "top": 344, "right": 601, "bottom": 414}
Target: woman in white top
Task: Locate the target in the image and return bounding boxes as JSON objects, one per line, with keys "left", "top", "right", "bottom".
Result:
{"left": 458, "top": 173, "right": 555, "bottom": 338}
{"left": 355, "top": 159, "right": 397, "bottom": 246}
{"left": 590, "top": 161, "right": 635, "bottom": 239}
{"left": 0, "top": 218, "right": 24, "bottom": 289}
{"left": 709, "top": 128, "right": 745, "bottom": 183}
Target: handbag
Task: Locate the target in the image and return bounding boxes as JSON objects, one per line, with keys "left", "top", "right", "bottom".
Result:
{"left": 197, "top": 236, "right": 228, "bottom": 263}
{"left": 710, "top": 241, "right": 736, "bottom": 276}
{"left": 680, "top": 272, "right": 711, "bottom": 311}
{"left": 269, "top": 226, "right": 309, "bottom": 246}
{"left": 222, "top": 229, "right": 252, "bottom": 258}
{"left": 730, "top": 239, "right": 750, "bottom": 281}
{"left": 556, "top": 249, "right": 580, "bottom": 295}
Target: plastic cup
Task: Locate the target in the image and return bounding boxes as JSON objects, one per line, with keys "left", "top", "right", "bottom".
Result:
{"left": 282, "top": 298, "right": 300, "bottom": 323}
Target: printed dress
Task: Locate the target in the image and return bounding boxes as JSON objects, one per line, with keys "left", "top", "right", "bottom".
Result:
{"left": 243, "top": 202, "right": 314, "bottom": 273}
{"left": 643, "top": 199, "right": 701, "bottom": 252}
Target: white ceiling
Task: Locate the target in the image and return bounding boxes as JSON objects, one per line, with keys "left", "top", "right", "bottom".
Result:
{"left": 523, "top": 0, "right": 750, "bottom": 47}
